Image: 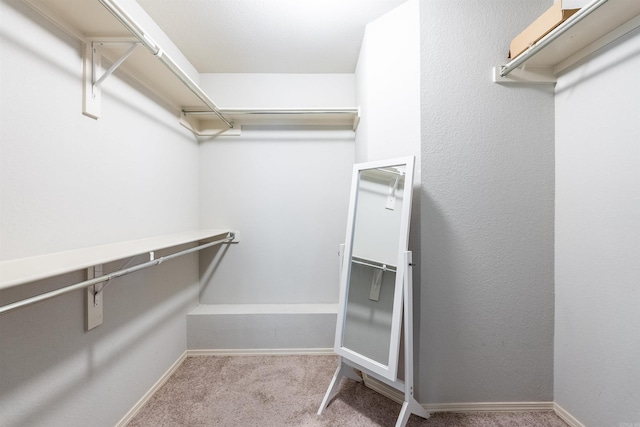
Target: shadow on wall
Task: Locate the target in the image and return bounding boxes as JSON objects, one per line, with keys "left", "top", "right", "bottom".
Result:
{"left": 554, "top": 31, "right": 640, "bottom": 95}
{"left": 0, "top": 252, "right": 198, "bottom": 427}
{"left": 417, "top": 189, "right": 478, "bottom": 402}
{"left": 198, "top": 243, "right": 232, "bottom": 300}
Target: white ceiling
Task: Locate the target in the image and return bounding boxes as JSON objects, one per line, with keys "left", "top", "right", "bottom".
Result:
{"left": 135, "top": 0, "right": 407, "bottom": 74}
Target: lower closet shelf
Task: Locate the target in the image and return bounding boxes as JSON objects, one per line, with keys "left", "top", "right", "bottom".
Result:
{"left": 0, "top": 229, "right": 233, "bottom": 290}
{"left": 187, "top": 304, "right": 338, "bottom": 352}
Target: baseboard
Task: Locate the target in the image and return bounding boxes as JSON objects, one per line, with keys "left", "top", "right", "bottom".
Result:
{"left": 424, "top": 401, "right": 555, "bottom": 412}
{"left": 363, "top": 373, "right": 554, "bottom": 413}
{"left": 187, "top": 348, "right": 336, "bottom": 356}
{"left": 553, "top": 402, "right": 586, "bottom": 427}
{"left": 362, "top": 373, "right": 405, "bottom": 403}
{"left": 115, "top": 350, "right": 188, "bottom": 427}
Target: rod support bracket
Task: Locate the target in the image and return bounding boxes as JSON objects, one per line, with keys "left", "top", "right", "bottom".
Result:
{"left": 492, "top": 65, "right": 557, "bottom": 84}
{"left": 82, "top": 40, "right": 140, "bottom": 119}
{"left": 85, "top": 265, "right": 105, "bottom": 330}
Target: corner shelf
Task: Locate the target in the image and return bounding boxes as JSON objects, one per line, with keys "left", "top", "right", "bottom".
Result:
{"left": 494, "top": 0, "right": 640, "bottom": 84}
{"left": 22, "top": 0, "right": 360, "bottom": 133}
{"left": 0, "top": 229, "right": 232, "bottom": 290}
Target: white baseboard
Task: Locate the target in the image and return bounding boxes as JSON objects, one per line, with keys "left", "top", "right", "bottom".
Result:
{"left": 363, "top": 373, "right": 555, "bottom": 413}
{"left": 553, "top": 402, "right": 586, "bottom": 427}
{"left": 115, "top": 350, "right": 188, "bottom": 427}
{"left": 424, "top": 401, "right": 555, "bottom": 412}
{"left": 187, "top": 348, "right": 336, "bottom": 356}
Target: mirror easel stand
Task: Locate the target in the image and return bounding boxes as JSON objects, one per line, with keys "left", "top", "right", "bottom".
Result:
{"left": 317, "top": 251, "right": 430, "bottom": 427}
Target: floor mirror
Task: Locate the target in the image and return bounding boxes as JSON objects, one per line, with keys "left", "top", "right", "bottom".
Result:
{"left": 318, "top": 156, "right": 429, "bottom": 426}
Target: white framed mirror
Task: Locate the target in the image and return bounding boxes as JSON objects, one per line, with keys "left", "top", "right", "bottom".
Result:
{"left": 334, "top": 156, "right": 415, "bottom": 381}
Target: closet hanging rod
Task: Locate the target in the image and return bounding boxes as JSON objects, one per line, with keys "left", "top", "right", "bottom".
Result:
{"left": 0, "top": 234, "right": 235, "bottom": 316}
{"left": 500, "top": 0, "right": 609, "bottom": 77}
{"left": 182, "top": 108, "right": 360, "bottom": 116}
{"left": 97, "top": 0, "right": 233, "bottom": 128}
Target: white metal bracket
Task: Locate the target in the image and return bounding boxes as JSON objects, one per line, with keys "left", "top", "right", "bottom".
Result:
{"left": 492, "top": 65, "right": 557, "bottom": 84}
{"left": 83, "top": 41, "right": 140, "bottom": 119}
{"left": 85, "top": 264, "right": 104, "bottom": 330}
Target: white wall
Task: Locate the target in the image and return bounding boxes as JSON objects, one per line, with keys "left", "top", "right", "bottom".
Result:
{"left": 197, "top": 74, "right": 355, "bottom": 305}
{"left": 0, "top": 1, "right": 201, "bottom": 425}
{"left": 419, "top": 0, "right": 555, "bottom": 403}
{"left": 0, "top": 3, "right": 199, "bottom": 260}
{"left": 554, "top": 28, "right": 640, "bottom": 426}
{"left": 355, "top": 0, "right": 421, "bottom": 167}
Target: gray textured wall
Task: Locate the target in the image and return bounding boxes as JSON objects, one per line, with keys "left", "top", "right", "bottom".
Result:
{"left": 418, "top": 0, "right": 555, "bottom": 403}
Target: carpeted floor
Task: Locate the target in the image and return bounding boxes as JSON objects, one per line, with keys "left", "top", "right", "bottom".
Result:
{"left": 126, "top": 355, "right": 569, "bottom": 427}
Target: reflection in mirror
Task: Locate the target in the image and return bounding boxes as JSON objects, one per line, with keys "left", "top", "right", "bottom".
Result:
{"left": 323, "top": 157, "right": 425, "bottom": 423}
{"left": 338, "top": 161, "right": 411, "bottom": 377}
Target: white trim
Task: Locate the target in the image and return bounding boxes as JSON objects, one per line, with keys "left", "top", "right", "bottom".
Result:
{"left": 363, "top": 373, "right": 404, "bottom": 403}
{"left": 553, "top": 403, "right": 587, "bottom": 427}
{"left": 425, "top": 402, "right": 555, "bottom": 412}
{"left": 362, "top": 373, "right": 554, "bottom": 412}
{"left": 187, "top": 348, "right": 336, "bottom": 356}
{"left": 115, "top": 351, "right": 188, "bottom": 427}
{"left": 188, "top": 303, "right": 338, "bottom": 315}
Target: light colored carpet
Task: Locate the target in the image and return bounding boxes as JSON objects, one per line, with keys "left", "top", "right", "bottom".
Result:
{"left": 126, "top": 355, "right": 569, "bottom": 426}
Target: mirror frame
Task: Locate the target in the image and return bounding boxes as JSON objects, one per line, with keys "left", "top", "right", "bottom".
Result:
{"left": 334, "top": 156, "right": 415, "bottom": 381}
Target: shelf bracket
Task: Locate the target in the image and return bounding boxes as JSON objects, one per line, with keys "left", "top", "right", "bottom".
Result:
{"left": 85, "top": 264, "right": 104, "bottom": 331}
{"left": 492, "top": 65, "right": 556, "bottom": 84}
{"left": 83, "top": 41, "right": 140, "bottom": 119}
{"left": 93, "top": 41, "right": 139, "bottom": 91}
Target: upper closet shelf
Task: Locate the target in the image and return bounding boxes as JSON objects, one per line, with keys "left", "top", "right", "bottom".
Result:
{"left": 23, "top": 0, "right": 360, "bottom": 134}
{"left": 494, "top": 0, "right": 640, "bottom": 84}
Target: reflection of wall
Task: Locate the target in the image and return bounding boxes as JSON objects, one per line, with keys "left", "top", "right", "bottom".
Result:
{"left": 352, "top": 171, "right": 405, "bottom": 266}
{"left": 342, "top": 262, "right": 396, "bottom": 366}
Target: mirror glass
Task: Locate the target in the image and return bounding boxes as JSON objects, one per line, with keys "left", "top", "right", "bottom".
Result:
{"left": 335, "top": 157, "right": 414, "bottom": 380}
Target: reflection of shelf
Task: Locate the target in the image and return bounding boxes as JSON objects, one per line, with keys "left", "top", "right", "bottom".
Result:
{"left": 494, "top": 0, "right": 640, "bottom": 83}
{"left": 352, "top": 257, "right": 397, "bottom": 273}
{"left": 23, "top": 0, "right": 360, "bottom": 134}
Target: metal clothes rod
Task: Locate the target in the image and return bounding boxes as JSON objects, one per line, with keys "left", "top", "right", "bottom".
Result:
{"left": 0, "top": 234, "right": 235, "bottom": 316}
{"left": 500, "top": 0, "right": 609, "bottom": 77}
{"left": 352, "top": 258, "right": 397, "bottom": 273}
{"left": 182, "top": 108, "right": 360, "bottom": 116}
{"left": 97, "top": 0, "right": 233, "bottom": 128}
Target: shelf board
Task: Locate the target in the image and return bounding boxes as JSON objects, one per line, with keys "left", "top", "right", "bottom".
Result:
{"left": 0, "top": 229, "right": 231, "bottom": 289}
{"left": 24, "top": 0, "right": 215, "bottom": 112}
{"left": 496, "top": 0, "right": 640, "bottom": 83}
{"left": 23, "top": 0, "right": 360, "bottom": 133}
{"left": 180, "top": 108, "right": 361, "bottom": 136}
